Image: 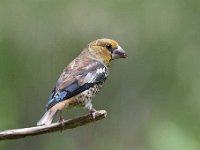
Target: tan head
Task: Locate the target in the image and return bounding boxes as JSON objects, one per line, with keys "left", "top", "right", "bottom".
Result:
{"left": 88, "top": 38, "right": 127, "bottom": 65}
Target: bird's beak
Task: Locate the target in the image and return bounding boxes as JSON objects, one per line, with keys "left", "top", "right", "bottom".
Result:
{"left": 112, "top": 45, "right": 127, "bottom": 59}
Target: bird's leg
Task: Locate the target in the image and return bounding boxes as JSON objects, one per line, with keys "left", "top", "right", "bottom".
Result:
{"left": 90, "top": 108, "right": 97, "bottom": 113}
{"left": 58, "top": 110, "right": 65, "bottom": 130}
{"left": 84, "top": 100, "right": 97, "bottom": 119}
{"left": 58, "top": 110, "right": 64, "bottom": 122}
{"left": 90, "top": 108, "right": 97, "bottom": 119}
{"left": 89, "top": 106, "right": 97, "bottom": 119}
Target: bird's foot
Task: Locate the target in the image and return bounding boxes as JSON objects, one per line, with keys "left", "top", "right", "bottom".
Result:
{"left": 58, "top": 114, "right": 64, "bottom": 122}
{"left": 58, "top": 115, "right": 65, "bottom": 131}
{"left": 90, "top": 108, "right": 97, "bottom": 119}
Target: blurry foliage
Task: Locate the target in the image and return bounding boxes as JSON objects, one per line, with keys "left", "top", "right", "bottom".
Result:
{"left": 0, "top": 0, "right": 200, "bottom": 150}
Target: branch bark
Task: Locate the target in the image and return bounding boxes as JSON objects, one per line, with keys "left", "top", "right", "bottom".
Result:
{"left": 0, "top": 110, "right": 107, "bottom": 141}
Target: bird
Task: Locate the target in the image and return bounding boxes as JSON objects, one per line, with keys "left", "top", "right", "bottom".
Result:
{"left": 37, "top": 38, "right": 127, "bottom": 126}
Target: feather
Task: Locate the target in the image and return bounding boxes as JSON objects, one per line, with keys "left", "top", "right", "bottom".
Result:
{"left": 37, "top": 109, "right": 58, "bottom": 125}
{"left": 46, "top": 58, "right": 108, "bottom": 110}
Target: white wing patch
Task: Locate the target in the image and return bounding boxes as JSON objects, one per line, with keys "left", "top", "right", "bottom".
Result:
{"left": 83, "top": 67, "right": 107, "bottom": 83}
{"left": 96, "top": 67, "right": 106, "bottom": 74}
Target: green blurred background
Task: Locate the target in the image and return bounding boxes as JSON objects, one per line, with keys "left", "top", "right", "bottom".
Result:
{"left": 1, "top": 0, "right": 200, "bottom": 149}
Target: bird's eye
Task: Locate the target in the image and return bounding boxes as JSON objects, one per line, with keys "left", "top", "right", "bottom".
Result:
{"left": 106, "top": 44, "right": 112, "bottom": 50}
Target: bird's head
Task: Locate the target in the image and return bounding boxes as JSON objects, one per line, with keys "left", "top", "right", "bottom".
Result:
{"left": 88, "top": 38, "right": 127, "bottom": 65}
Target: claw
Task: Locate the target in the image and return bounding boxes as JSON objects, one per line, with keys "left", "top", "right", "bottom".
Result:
{"left": 58, "top": 115, "right": 64, "bottom": 122}
{"left": 90, "top": 108, "right": 97, "bottom": 119}
{"left": 58, "top": 111, "right": 65, "bottom": 131}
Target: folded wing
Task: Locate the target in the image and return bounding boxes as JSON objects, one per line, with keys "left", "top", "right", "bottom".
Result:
{"left": 46, "top": 56, "right": 108, "bottom": 110}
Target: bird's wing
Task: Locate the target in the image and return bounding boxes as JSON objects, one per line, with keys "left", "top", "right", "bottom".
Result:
{"left": 46, "top": 55, "right": 108, "bottom": 110}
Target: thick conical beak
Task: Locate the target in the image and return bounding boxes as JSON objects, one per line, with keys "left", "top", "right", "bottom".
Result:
{"left": 111, "top": 45, "right": 127, "bottom": 59}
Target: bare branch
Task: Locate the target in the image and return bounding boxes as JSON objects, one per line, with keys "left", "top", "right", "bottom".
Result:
{"left": 0, "top": 110, "right": 107, "bottom": 141}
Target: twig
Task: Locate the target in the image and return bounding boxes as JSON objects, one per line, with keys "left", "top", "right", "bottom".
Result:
{"left": 0, "top": 110, "right": 107, "bottom": 141}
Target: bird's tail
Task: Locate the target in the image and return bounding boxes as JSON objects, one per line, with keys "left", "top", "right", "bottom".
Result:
{"left": 37, "top": 109, "right": 58, "bottom": 126}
